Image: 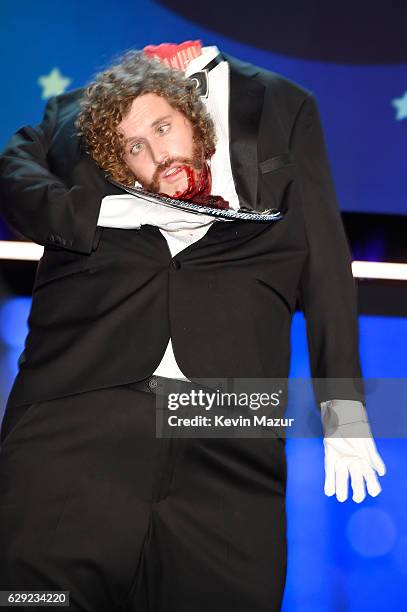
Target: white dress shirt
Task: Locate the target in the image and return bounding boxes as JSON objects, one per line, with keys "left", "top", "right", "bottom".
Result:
{"left": 97, "top": 45, "right": 238, "bottom": 380}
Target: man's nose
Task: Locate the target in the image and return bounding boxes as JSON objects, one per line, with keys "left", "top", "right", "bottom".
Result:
{"left": 150, "top": 143, "right": 169, "bottom": 166}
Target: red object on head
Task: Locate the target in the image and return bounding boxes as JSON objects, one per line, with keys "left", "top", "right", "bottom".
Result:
{"left": 143, "top": 40, "right": 202, "bottom": 71}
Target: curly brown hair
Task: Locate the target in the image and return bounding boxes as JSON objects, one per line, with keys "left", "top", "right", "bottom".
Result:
{"left": 77, "top": 50, "right": 217, "bottom": 186}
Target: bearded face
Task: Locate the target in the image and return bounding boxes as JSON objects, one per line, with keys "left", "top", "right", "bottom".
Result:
{"left": 119, "top": 92, "right": 206, "bottom": 197}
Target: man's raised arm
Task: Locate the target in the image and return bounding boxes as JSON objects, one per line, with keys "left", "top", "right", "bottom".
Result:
{"left": 0, "top": 94, "right": 117, "bottom": 255}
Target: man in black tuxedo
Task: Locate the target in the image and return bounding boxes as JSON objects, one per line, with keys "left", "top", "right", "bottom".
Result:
{"left": 0, "top": 44, "right": 385, "bottom": 611}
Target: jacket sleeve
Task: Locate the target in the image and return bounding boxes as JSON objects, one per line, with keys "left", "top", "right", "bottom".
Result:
{"left": 291, "top": 93, "right": 365, "bottom": 405}
{"left": 0, "top": 96, "right": 106, "bottom": 254}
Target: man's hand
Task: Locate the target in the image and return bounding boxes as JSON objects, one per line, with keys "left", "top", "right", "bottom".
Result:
{"left": 321, "top": 400, "right": 386, "bottom": 503}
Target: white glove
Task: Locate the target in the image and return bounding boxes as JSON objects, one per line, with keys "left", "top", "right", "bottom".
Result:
{"left": 320, "top": 400, "right": 386, "bottom": 503}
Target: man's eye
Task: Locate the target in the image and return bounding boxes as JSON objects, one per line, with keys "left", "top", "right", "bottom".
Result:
{"left": 157, "top": 123, "right": 170, "bottom": 134}
{"left": 130, "top": 142, "right": 144, "bottom": 155}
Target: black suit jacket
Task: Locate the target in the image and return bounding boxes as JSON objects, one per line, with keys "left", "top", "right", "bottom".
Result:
{"left": 0, "top": 53, "right": 364, "bottom": 408}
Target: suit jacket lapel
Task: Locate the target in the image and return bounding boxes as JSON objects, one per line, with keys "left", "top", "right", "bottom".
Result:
{"left": 221, "top": 52, "right": 266, "bottom": 211}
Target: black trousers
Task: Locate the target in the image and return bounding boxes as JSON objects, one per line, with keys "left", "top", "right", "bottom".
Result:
{"left": 0, "top": 379, "right": 287, "bottom": 611}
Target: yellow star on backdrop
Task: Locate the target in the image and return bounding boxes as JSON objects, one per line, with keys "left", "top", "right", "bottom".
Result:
{"left": 38, "top": 68, "right": 72, "bottom": 99}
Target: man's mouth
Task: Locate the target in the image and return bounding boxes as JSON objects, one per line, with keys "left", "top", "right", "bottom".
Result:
{"left": 161, "top": 165, "right": 185, "bottom": 181}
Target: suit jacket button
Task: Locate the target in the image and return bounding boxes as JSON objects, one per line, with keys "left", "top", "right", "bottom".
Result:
{"left": 172, "top": 260, "right": 181, "bottom": 270}
{"left": 148, "top": 377, "right": 158, "bottom": 389}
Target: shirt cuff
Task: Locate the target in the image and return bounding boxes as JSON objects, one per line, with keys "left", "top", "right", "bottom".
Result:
{"left": 320, "top": 399, "right": 372, "bottom": 438}
{"left": 97, "top": 195, "right": 143, "bottom": 229}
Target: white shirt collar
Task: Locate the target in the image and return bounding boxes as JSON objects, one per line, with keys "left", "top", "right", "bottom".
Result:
{"left": 184, "top": 45, "right": 223, "bottom": 77}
